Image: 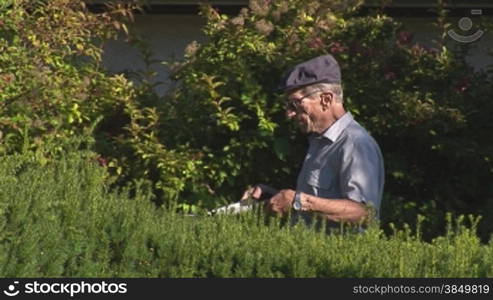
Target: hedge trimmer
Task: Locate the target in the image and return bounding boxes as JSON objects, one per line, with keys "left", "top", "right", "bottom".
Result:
{"left": 207, "top": 185, "right": 279, "bottom": 216}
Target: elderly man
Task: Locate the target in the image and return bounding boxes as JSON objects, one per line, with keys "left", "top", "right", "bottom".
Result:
{"left": 243, "top": 54, "right": 384, "bottom": 226}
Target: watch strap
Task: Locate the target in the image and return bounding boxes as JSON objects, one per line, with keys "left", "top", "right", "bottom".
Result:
{"left": 293, "top": 191, "right": 302, "bottom": 211}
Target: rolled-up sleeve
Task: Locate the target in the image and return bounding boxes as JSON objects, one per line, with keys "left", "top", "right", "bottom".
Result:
{"left": 339, "top": 136, "right": 384, "bottom": 214}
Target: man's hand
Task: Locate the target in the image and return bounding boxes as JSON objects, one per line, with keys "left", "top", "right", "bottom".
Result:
{"left": 240, "top": 184, "right": 278, "bottom": 203}
{"left": 263, "top": 189, "right": 295, "bottom": 217}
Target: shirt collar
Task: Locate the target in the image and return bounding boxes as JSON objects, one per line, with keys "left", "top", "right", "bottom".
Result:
{"left": 320, "top": 112, "right": 354, "bottom": 142}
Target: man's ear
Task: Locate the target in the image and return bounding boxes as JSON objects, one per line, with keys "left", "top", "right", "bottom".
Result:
{"left": 320, "top": 92, "right": 333, "bottom": 110}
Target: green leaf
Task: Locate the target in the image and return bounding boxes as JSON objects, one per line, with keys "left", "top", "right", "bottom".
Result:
{"left": 273, "top": 137, "right": 289, "bottom": 161}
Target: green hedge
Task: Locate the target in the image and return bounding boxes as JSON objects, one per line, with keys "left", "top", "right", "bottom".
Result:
{"left": 0, "top": 151, "right": 491, "bottom": 277}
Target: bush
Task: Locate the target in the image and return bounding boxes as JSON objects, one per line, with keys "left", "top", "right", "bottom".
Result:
{"left": 0, "top": 151, "right": 492, "bottom": 277}
{"left": 131, "top": 0, "right": 493, "bottom": 237}
{"left": 0, "top": 0, "right": 134, "bottom": 155}
{"left": 0, "top": 149, "right": 154, "bottom": 277}
{"left": 0, "top": 0, "right": 199, "bottom": 203}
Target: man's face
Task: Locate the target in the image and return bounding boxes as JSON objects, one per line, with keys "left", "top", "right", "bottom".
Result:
{"left": 285, "top": 89, "right": 323, "bottom": 134}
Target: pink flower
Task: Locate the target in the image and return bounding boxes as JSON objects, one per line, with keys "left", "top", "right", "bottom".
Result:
{"left": 308, "top": 37, "right": 325, "bottom": 49}
{"left": 424, "top": 46, "right": 439, "bottom": 55}
{"left": 254, "top": 19, "right": 274, "bottom": 35}
{"left": 384, "top": 71, "right": 396, "bottom": 80}
{"left": 97, "top": 157, "right": 108, "bottom": 167}
{"left": 454, "top": 77, "right": 470, "bottom": 93}
{"left": 329, "top": 42, "right": 346, "bottom": 54}
{"left": 397, "top": 31, "right": 413, "bottom": 45}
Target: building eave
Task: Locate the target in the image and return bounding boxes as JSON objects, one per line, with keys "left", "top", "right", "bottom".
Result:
{"left": 84, "top": 0, "right": 493, "bottom": 16}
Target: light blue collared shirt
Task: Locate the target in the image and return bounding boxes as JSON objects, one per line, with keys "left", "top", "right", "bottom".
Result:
{"left": 296, "top": 112, "right": 385, "bottom": 223}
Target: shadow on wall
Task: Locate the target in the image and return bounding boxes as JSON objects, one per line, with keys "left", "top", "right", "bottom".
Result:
{"left": 102, "top": 14, "right": 493, "bottom": 96}
{"left": 102, "top": 14, "right": 206, "bottom": 96}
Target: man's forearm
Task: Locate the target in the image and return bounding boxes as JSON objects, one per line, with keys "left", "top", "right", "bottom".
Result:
{"left": 300, "top": 193, "right": 369, "bottom": 224}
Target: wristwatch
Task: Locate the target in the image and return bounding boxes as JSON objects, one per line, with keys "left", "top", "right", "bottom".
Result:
{"left": 293, "top": 191, "right": 302, "bottom": 211}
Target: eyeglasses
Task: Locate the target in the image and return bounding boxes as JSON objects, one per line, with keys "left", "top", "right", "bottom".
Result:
{"left": 285, "top": 90, "right": 322, "bottom": 111}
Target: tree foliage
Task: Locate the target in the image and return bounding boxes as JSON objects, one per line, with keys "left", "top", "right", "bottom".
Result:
{"left": 0, "top": 0, "right": 199, "bottom": 203}
{"left": 0, "top": 0, "right": 134, "bottom": 154}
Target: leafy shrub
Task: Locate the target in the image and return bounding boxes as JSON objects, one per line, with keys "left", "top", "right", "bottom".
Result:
{"left": 0, "top": 0, "right": 199, "bottom": 203}
{"left": 128, "top": 0, "right": 493, "bottom": 237}
{"left": 0, "top": 0, "right": 133, "bottom": 155}
{"left": 0, "top": 151, "right": 491, "bottom": 277}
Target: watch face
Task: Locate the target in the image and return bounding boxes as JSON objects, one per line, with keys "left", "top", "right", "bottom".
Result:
{"left": 293, "top": 200, "right": 302, "bottom": 211}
